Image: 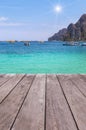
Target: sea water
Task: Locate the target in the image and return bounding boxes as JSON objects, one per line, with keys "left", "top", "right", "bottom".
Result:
{"left": 0, "top": 41, "right": 86, "bottom": 74}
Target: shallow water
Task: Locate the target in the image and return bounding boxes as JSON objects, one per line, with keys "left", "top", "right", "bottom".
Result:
{"left": 0, "top": 41, "right": 86, "bottom": 74}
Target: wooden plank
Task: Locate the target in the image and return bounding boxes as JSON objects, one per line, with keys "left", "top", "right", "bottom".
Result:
{"left": 79, "top": 74, "right": 86, "bottom": 80}
{"left": 69, "top": 74, "right": 86, "bottom": 97}
{"left": 0, "top": 75, "right": 35, "bottom": 130}
{"left": 46, "top": 75, "right": 77, "bottom": 130}
{"left": 0, "top": 74, "right": 25, "bottom": 103}
{"left": 11, "top": 74, "right": 45, "bottom": 130}
{"left": 58, "top": 75, "right": 86, "bottom": 130}
{"left": 0, "top": 74, "right": 12, "bottom": 87}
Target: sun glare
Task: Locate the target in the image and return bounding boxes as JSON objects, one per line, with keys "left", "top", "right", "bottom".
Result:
{"left": 54, "top": 5, "right": 62, "bottom": 13}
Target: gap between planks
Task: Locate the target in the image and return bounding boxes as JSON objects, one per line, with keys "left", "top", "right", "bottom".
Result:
{"left": 0, "top": 74, "right": 86, "bottom": 130}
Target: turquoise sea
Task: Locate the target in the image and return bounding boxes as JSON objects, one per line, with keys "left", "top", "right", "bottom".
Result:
{"left": 0, "top": 41, "right": 86, "bottom": 74}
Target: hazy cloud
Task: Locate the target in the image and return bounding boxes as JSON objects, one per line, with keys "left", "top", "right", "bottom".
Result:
{"left": 0, "top": 22, "right": 28, "bottom": 26}
{"left": 0, "top": 17, "right": 8, "bottom": 22}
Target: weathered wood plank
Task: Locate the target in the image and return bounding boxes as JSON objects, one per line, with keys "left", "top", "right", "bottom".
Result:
{"left": 11, "top": 74, "right": 45, "bottom": 130}
{"left": 58, "top": 75, "right": 86, "bottom": 130}
{"left": 0, "top": 74, "right": 11, "bottom": 87}
{"left": 46, "top": 75, "right": 77, "bottom": 130}
{"left": 69, "top": 74, "right": 86, "bottom": 97}
{"left": 0, "top": 75, "right": 35, "bottom": 130}
{"left": 0, "top": 74, "right": 25, "bottom": 103}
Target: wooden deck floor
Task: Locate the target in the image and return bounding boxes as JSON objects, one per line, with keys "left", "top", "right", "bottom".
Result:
{"left": 0, "top": 74, "right": 86, "bottom": 130}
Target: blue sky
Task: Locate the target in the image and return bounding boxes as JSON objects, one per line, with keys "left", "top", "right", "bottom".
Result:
{"left": 0, "top": 0, "right": 86, "bottom": 40}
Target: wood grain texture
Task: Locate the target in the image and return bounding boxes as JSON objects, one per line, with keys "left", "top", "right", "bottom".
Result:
{"left": 0, "top": 75, "right": 35, "bottom": 130}
{"left": 11, "top": 74, "right": 45, "bottom": 130}
{"left": 0, "top": 74, "right": 86, "bottom": 130}
{"left": 69, "top": 74, "right": 86, "bottom": 97}
{"left": 0, "top": 74, "right": 25, "bottom": 103}
{"left": 0, "top": 74, "right": 11, "bottom": 87}
{"left": 58, "top": 75, "right": 86, "bottom": 130}
{"left": 46, "top": 75, "right": 77, "bottom": 130}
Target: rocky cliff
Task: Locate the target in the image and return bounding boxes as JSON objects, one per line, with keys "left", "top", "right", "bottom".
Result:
{"left": 48, "top": 14, "right": 86, "bottom": 41}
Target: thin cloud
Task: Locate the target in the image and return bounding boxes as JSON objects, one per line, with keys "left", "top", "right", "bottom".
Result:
{"left": 0, "top": 17, "right": 8, "bottom": 22}
{"left": 0, "top": 22, "right": 28, "bottom": 26}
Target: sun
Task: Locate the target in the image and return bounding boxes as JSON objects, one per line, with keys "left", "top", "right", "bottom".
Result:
{"left": 54, "top": 5, "right": 62, "bottom": 13}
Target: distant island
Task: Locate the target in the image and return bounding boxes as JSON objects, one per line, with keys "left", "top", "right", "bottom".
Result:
{"left": 48, "top": 14, "right": 86, "bottom": 41}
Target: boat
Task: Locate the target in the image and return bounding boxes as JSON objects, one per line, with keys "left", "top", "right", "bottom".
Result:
{"left": 63, "top": 42, "right": 74, "bottom": 46}
{"left": 63, "top": 41, "right": 79, "bottom": 46}
{"left": 63, "top": 43, "right": 71, "bottom": 46}
{"left": 74, "top": 42, "right": 79, "bottom": 45}
{"left": 24, "top": 41, "right": 30, "bottom": 46}
{"left": 81, "top": 43, "right": 86, "bottom": 46}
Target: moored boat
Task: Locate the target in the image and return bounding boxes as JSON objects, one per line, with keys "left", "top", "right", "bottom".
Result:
{"left": 24, "top": 41, "right": 30, "bottom": 46}
{"left": 81, "top": 43, "right": 86, "bottom": 46}
{"left": 63, "top": 41, "right": 79, "bottom": 46}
